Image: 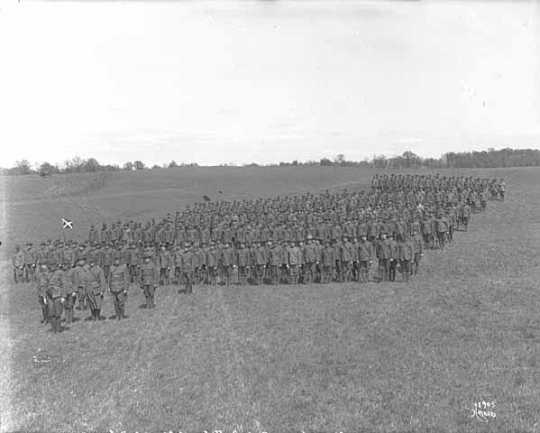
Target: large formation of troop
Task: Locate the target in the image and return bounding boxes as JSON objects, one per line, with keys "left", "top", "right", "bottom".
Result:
{"left": 11, "top": 173, "right": 505, "bottom": 333}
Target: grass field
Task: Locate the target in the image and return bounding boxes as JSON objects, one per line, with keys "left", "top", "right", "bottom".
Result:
{"left": 1, "top": 166, "right": 540, "bottom": 433}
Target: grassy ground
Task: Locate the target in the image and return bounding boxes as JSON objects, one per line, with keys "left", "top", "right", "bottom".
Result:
{"left": 1, "top": 166, "right": 539, "bottom": 433}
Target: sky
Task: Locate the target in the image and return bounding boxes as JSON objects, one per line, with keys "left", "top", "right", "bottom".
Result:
{"left": 0, "top": 0, "right": 539, "bottom": 168}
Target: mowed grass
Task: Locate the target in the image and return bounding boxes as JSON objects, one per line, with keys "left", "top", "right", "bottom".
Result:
{"left": 1, "top": 166, "right": 540, "bottom": 433}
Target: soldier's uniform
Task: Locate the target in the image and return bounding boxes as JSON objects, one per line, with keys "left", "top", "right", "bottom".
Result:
{"left": 72, "top": 258, "right": 91, "bottom": 311}
{"left": 321, "top": 243, "right": 336, "bottom": 284}
{"left": 358, "top": 238, "right": 373, "bottom": 283}
{"left": 287, "top": 243, "right": 302, "bottom": 284}
{"left": 436, "top": 215, "right": 448, "bottom": 249}
{"left": 412, "top": 232, "right": 423, "bottom": 275}
{"left": 24, "top": 243, "right": 37, "bottom": 282}
{"left": 158, "top": 246, "right": 171, "bottom": 285}
{"left": 36, "top": 265, "right": 49, "bottom": 323}
{"left": 206, "top": 244, "right": 219, "bottom": 285}
{"left": 269, "top": 243, "right": 281, "bottom": 285}
{"left": 62, "top": 264, "right": 77, "bottom": 324}
{"left": 140, "top": 256, "right": 158, "bottom": 308}
{"left": 302, "top": 240, "right": 317, "bottom": 284}
{"left": 398, "top": 238, "right": 414, "bottom": 282}
{"left": 376, "top": 235, "right": 392, "bottom": 282}
{"left": 220, "top": 244, "right": 236, "bottom": 286}
{"left": 109, "top": 259, "right": 130, "bottom": 319}
{"left": 87, "top": 262, "right": 106, "bottom": 320}
{"left": 339, "top": 239, "right": 354, "bottom": 282}
{"left": 180, "top": 247, "right": 195, "bottom": 294}
{"left": 47, "top": 264, "right": 66, "bottom": 333}
{"left": 237, "top": 244, "right": 250, "bottom": 285}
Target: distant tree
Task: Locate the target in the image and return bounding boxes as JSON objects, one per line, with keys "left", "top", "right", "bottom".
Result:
{"left": 402, "top": 151, "right": 420, "bottom": 168}
{"left": 38, "top": 162, "right": 58, "bottom": 177}
{"left": 134, "top": 160, "right": 145, "bottom": 170}
{"left": 320, "top": 158, "right": 333, "bottom": 166}
{"left": 14, "top": 159, "right": 33, "bottom": 175}
{"left": 151, "top": 164, "right": 161, "bottom": 169}
{"left": 83, "top": 158, "right": 100, "bottom": 172}
{"left": 123, "top": 161, "right": 134, "bottom": 171}
{"left": 168, "top": 160, "right": 178, "bottom": 168}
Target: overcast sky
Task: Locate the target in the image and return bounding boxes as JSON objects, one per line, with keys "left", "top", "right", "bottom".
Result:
{"left": 0, "top": 0, "right": 539, "bottom": 167}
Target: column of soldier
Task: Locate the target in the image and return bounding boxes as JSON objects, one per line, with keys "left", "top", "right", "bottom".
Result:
{"left": 12, "top": 173, "right": 505, "bottom": 333}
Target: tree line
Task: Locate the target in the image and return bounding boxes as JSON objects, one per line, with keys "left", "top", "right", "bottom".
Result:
{"left": 2, "top": 148, "right": 540, "bottom": 176}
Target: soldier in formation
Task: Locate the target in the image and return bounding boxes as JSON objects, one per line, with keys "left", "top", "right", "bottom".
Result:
{"left": 11, "top": 173, "right": 505, "bottom": 332}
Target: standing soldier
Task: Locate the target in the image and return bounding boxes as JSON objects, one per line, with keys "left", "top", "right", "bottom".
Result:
{"left": 279, "top": 241, "right": 290, "bottom": 284}
{"left": 220, "top": 243, "right": 235, "bottom": 286}
{"left": 340, "top": 237, "right": 354, "bottom": 282}
{"left": 388, "top": 234, "right": 399, "bottom": 282}
{"left": 23, "top": 242, "right": 37, "bottom": 282}
{"left": 376, "top": 233, "right": 391, "bottom": 282}
{"left": 191, "top": 243, "right": 201, "bottom": 284}
{"left": 158, "top": 244, "right": 171, "bottom": 286}
{"left": 436, "top": 213, "right": 449, "bottom": 250}
{"left": 302, "top": 238, "right": 316, "bottom": 284}
{"left": 140, "top": 254, "right": 158, "bottom": 308}
{"left": 47, "top": 263, "right": 66, "bottom": 333}
{"left": 321, "top": 241, "right": 336, "bottom": 284}
{"left": 102, "top": 244, "right": 113, "bottom": 283}
{"left": 398, "top": 236, "right": 414, "bottom": 282}
{"left": 237, "top": 243, "right": 250, "bottom": 285}
{"left": 173, "top": 244, "right": 183, "bottom": 285}
{"left": 206, "top": 242, "right": 219, "bottom": 285}
{"left": 62, "top": 262, "right": 77, "bottom": 325}
{"left": 128, "top": 243, "right": 139, "bottom": 283}
{"left": 72, "top": 257, "right": 89, "bottom": 311}
{"left": 422, "top": 215, "right": 434, "bottom": 249}
{"left": 180, "top": 243, "right": 195, "bottom": 294}
{"left": 412, "top": 229, "right": 424, "bottom": 276}
{"left": 460, "top": 202, "right": 471, "bottom": 231}
{"left": 269, "top": 241, "right": 281, "bottom": 285}
{"left": 253, "top": 241, "right": 267, "bottom": 285}
{"left": 87, "top": 258, "right": 107, "bottom": 321}
{"left": 109, "top": 255, "right": 130, "bottom": 320}
{"left": 358, "top": 235, "right": 373, "bottom": 283}
{"left": 36, "top": 264, "right": 50, "bottom": 324}
{"left": 287, "top": 241, "right": 302, "bottom": 285}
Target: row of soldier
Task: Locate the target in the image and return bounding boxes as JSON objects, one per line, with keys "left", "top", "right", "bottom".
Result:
{"left": 32, "top": 233, "right": 425, "bottom": 333}
{"left": 9, "top": 173, "right": 503, "bottom": 333}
